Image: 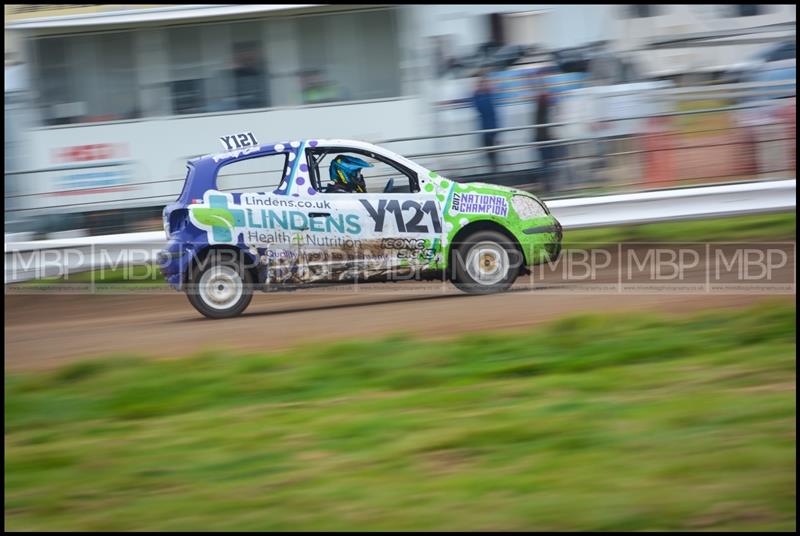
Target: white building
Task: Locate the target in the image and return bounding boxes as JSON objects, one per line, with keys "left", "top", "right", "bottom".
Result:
{"left": 609, "top": 4, "right": 796, "bottom": 78}
{"left": 4, "top": 4, "right": 608, "bottom": 225}
{"left": 3, "top": 4, "right": 795, "bottom": 232}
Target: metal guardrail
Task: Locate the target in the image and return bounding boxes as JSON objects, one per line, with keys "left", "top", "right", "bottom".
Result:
{"left": 9, "top": 117, "right": 790, "bottom": 203}
{"left": 548, "top": 178, "right": 795, "bottom": 228}
{"left": 7, "top": 96, "right": 795, "bottom": 208}
{"left": 431, "top": 79, "right": 796, "bottom": 111}
{"left": 5, "top": 178, "right": 795, "bottom": 284}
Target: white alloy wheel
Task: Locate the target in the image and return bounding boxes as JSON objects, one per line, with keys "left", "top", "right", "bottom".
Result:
{"left": 465, "top": 241, "right": 510, "bottom": 286}
{"left": 198, "top": 265, "right": 244, "bottom": 310}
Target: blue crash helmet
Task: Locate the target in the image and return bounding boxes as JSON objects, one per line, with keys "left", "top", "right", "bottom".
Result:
{"left": 329, "top": 155, "right": 373, "bottom": 193}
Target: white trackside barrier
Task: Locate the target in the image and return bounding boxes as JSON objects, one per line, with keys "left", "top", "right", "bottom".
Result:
{"left": 548, "top": 179, "right": 796, "bottom": 228}
{"left": 4, "top": 179, "right": 795, "bottom": 283}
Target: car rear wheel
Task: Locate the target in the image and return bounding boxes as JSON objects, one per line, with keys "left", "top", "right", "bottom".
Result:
{"left": 451, "top": 230, "right": 521, "bottom": 294}
{"left": 186, "top": 252, "right": 253, "bottom": 319}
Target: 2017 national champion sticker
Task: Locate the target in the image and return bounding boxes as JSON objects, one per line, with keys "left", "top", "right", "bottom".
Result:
{"left": 452, "top": 192, "right": 508, "bottom": 217}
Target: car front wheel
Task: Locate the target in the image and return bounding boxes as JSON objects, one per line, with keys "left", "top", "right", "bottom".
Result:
{"left": 451, "top": 230, "right": 521, "bottom": 294}
{"left": 186, "top": 252, "right": 253, "bottom": 319}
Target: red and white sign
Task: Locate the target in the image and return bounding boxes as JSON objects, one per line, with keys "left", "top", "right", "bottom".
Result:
{"left": 51, "top": 143, "right": 129, "bottom": 164}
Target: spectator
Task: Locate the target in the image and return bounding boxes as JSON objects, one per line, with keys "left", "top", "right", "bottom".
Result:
{"left": 233, "top": 44, "right": 267, "bottom": 110}
{"left": 301, "top": 70, "right": 340, "bottom": 105}
{"left": 472, "top": 71, "right": 500, "bottom": 173}
{"left": 534, "top": 80, "right": 562, "bottom": 192}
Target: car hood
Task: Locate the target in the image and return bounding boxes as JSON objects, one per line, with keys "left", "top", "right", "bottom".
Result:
{"left": 456, "top": 181, "right": 547, "bottom": 204}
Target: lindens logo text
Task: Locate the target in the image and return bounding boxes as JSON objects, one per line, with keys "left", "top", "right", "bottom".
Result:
{"left": 189, "top": 194, "right": 360, "bottom": 244}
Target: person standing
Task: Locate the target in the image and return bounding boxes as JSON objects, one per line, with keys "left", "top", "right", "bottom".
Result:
{"left": 472, "top": 72, "right": 500, "bottom": 173}
{"left": 534, "top": 81, "right": 561, "bottom": 193}
{"left": 232, "top": 45, "right": 267, "bottom": 110}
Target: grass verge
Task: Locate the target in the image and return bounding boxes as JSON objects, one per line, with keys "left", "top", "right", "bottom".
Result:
{"left": 5, "top": 301, "right": 796, "bottom": 531}
{"left": 563, "top": 211, "right": 796, "bottom": 247}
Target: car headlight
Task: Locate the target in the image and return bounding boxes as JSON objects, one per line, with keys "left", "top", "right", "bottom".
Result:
{"left": 511, "top": 195, "right": 548, "bottom": 219}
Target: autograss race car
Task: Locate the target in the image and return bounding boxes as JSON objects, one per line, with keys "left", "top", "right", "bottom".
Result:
{"left": 159, "top": 136, "right": 562, "bottom": 318}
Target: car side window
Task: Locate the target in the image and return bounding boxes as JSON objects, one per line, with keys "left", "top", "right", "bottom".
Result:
{"left": 215, "top": 153, "right": 289, "bottom": 192}
{"left": 306, "top": 148, "right": 419, "bottom": 194}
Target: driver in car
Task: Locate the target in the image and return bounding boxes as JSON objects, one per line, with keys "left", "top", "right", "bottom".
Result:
{"left": 325, "top": 155, "right": 372, "bottom": 193}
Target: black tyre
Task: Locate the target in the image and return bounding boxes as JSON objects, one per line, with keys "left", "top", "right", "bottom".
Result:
{"left": 450, "top": 230, "right": 522, "bottom": 294}
{"left": 186, "top": 250, "right": 254, "bottom": 319}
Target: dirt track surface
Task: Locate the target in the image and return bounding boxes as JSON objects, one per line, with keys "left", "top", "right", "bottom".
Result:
{"left": 5, "top": 244, "right": 795, "bottom": 371}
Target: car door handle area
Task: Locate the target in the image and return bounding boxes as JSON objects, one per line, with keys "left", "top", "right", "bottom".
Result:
{"left": 309, "top": 212, "right": 331, "bottom": 218}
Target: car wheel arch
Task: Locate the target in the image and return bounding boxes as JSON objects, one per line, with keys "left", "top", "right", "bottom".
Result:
{"left": 185, "top": 244, "right": 262, "bottom": 287}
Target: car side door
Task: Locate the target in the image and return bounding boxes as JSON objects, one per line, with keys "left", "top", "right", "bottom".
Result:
{"left": 306, "top": 147, "right": 445, "bottom": 282}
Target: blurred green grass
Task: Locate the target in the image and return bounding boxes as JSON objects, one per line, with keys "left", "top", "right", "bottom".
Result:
{"left": 22, "top": 262, "right": 166, "bottom": 287}
{"left": 563, "top": 211, "right": 796, "bottom": 247}
{"left": 5, "top": 301, "right": 796, "bottom": 531}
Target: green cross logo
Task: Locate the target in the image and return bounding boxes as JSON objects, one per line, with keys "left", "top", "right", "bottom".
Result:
{"left": 190, "top": 195, "right": 245, "bottom": 243}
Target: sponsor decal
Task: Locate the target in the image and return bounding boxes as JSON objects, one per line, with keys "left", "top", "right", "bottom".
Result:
{"left": 451, "top": 192, "right": 508, "bottom": 217}
{"left": 241, "top": 193, "right": 331, "bottom": 210}
{"left": 244, "top": 231, "right": 363, "bottom": 248}
{"left": 381, "top": 238, "right": 436, "bottom": 261}
{"left": 189, "top": 194, "right": 361, "bottom": 245}
{"left": 359, "top": 199, "right": 442, "bottom": 234}
{"left": 381, "top": 238, "right": 427, "bottom": 250}
{"left": 211, "top": 146, "right": 261, "bottom": 163}
{"left": 219, "top": 132, "right": 258, "bottom": 151}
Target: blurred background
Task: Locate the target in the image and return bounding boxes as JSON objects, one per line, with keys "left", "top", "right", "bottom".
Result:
{"left": 4, "top": 3, "right": 796, "bottom": 238}
{"left": 4, "top": 6, "right": 796, "bottom": 532}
